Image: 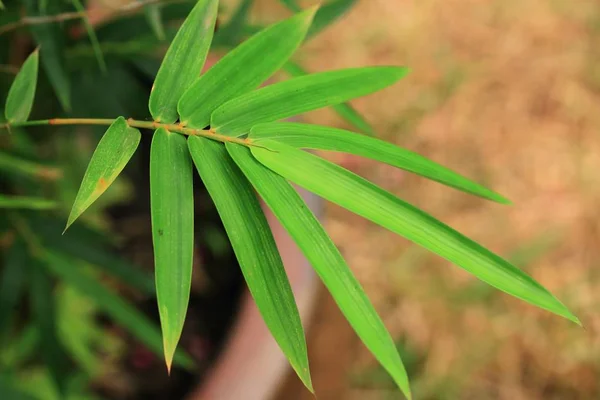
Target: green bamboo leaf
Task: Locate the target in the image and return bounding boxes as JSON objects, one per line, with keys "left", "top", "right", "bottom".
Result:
{"left": 145, "top": 3, "right": 166, "bottom": 41}
{"left": 212, "top": 66, "right": 409, "bottom": 136}
{"left": 250, "top": 122, "right": 509, "bottom": 203}
{"left": 0, "top": 195, "right": 56, "bottom": 210}
{"left": 0, "top": 239, "right": 28, "bottom": 334}
{"left": 71, "top": 0, "right": 106, "bottom": 73}
{"left": 149, "top": 0, "right": 218, "bottom": 123}
{"left": 43, "top": 250, "right": 194, "bottom": 369}
{"left": 150, "top": 128, "right": 194, "bottom": 371}
{"left": 227, "top": 143, "right": 410, "bottom": 398}
{"left": 308, "top": 0, "right": 357, "bottom": 37}
{"left": 279, "top": 0, "right": 300, "bottom": 12}
{"left": 30, "top": 260, "right": 71, "bottom": 395}
{"left": 282, "top": 61, "right": 374, "bottom": 135}
{"left": 251, "top": 140, "right": 579, "bottom": 324}
{"left": 188, "top": 136, "right": 312, "bottom": 391}
{"left": 178, "top": 6, "right": 317, "bottom": 128}
{"left": 25, "top": 2, "right": 71, "bottom": 111}
{"left": 66, "top": 117, "right": 141, "bottom": 231}
{"left": 4, "top": 50, "right": 38, "bottom": 123}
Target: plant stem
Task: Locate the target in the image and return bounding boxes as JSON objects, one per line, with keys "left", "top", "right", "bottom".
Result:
{"left": 3, "top": 118, "right": 255, "bottom": 147}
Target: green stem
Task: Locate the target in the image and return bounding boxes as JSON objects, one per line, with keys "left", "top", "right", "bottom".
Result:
{"left": 3, "top": 118, "right": 254, "bottom": 147}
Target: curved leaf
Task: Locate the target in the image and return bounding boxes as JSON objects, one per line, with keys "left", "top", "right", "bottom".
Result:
{"left": 227, "top": 143, "right": 410, "bottom": 398}
{"left": 150, "top": 128, "right": 194, "bottom": 371}
{"left": 211, "top": 66, "right": 409, "bottom": 136}
{"left": 178, "top": 6, "right": 317, "bottom": 128}
{"left": 250, "top": 122, "right": 509, "bottom": 203}
{"left": 66, "top": 117, "right": 140, "bottom": 230}
{"left": 251, "top": 140, "right": 579, "bottom": 324}
{"left": 149, "top": 0, "right": 218, "bottom": 123}
{"left": 188, "top": 137, "right": 312, "bottom": 391}
{"left": 5, "top": 50, "right": 38, "bottom": 123}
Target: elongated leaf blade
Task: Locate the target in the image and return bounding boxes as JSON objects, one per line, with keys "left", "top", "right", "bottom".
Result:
{"left": 30, "top": 260, "right": 71, "bottom": 395}
{"left": 251, "top": 122, "right": 509, "bottom": 203}
{"left": 188, "top": 137, "right": 312, "bottom": 391}
{"left": 0, "top": 151, "right": 61, "bottom": 181}
{"left": 43, "top": 250, "right": 194, "bottom": 369}
{"left": 145, "top": 3, "right": 166, "bottom": 41}
{"left": 66, "top": 117, "right": 140, "bottom": 230}
{"left": 71, "top": 0, "right": 106, "bottom": 73}
{"left": 251, "top": 140, "right": 579, "bottom": 324}
{"left": 227, "top": 143, "right": 409, "bottom": 398}
{"left": 212, "top": 67, "right": 409, "bottom": 136}
{"left": 282, "top": 61, "right": 374, "bottom": 135}
{"left": 5, "top": 50, "right": 38, "bottom": 123}
{"left": 149, "top": 0, "right": 218, "bottom": 123}
{"left": 0, "top": 195, "right": 56, "bottom": 210}
{"left": 25, "top": 2, "right": 70, "bottom": 111}
{"left": 150, "top": 128, "right": 194, "bottom": 371}
{"left": 178, "top": 7, "right": 317, "bottom": 128}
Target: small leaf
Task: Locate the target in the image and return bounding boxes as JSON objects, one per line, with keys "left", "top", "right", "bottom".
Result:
{"left": 251, "top": 140, "right": 579, "bottom": 324}
{"left": 5, "top": 50, "right": 38, "bottom": 123}
{"left": 282, "top": 61, "right": 373, "bottom": 134}
{"left": 150, "top": 128, "right": 194, "bottom": 371}
{"left": 66, "top": 117, "right": 141, "bottom": 231}
{"left": 178, "top": 6, "right": 317, "bottom": 128}
{"left": 43, "top": 250, "right": 194, "bottom": 369}
{"left": 30, "top": 259, "right": 71, "bottom": 395}
{"left": 227, "top": 143, "right": 410, "bottom": 398}
{"left": 71, "top": 0, "right": 106, "bottom": 73}
{"left": 250, "top": 122, "right": 509, "bottom": 203}
{"left": 212, "top": 66, "right": 409, "bottom": 136}
{"left": 188, "top": 137, "right": 312, "bottom": 391}
{"left": 149, "top": 0, "right": 218, "bottom": 123}
{"left": 145, "top": 3, "right": 166, "bottom": 41}
{"left": 279, "top": 0, "right": 301, "bottom": 12}
{"left": 0, "top": 195, "right": 56, "bottom": 210}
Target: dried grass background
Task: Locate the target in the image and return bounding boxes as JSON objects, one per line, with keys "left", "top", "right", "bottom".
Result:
{"left": 250, "top": 0, "right": 600, "bottom": 398}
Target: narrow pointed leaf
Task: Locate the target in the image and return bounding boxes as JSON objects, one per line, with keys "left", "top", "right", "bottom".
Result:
{"left": 178, "top": 7, "right": 317, "bottom": 128}
{"left": 43, "top": 250, "right": 194, "bottom": 369}
{"left": 71, "top": 0, "right": 106, "bottom": 73}
{"left": 149, "top": 0, "right": 218, "bottom": 123}
{"left": 188, "top": 136, "right": 312, "bottom": 391}
{"left": 25, "top": 2, "right": 71, "bottom": 111}
{"left": 66, "top": 117, "right": 141, "bottom": 230}
{"left": 212, "top": 67, "right": 409, "bottom": 136}
{"left": 251, "top": 140, "right": 579, "bottom": 324}
{"left": 0, "top": 195, "right": 56, "bottom": 210}
{"left": 150, "top": 128, "right": 194, "bottom": 370}
{"left": 251, "top": 122, "right": 509, "bottom": 203}
{"left": 30, "top": 260, "right": 71, "bottom": 395}
{"left": 282, "top": 61, "right": 374, "bottom": 135}
{"left": 0, "top": 151, "right": 61, "bottom": 181}
{"left": 5, "top": 50, "right": 38, "bottom": 123}
{"left": 145, "top": 3, "right": 166, "bottom": 41}
{"left": 279, "top": 0, "right": 300, "bottom": 12}
{"left": 227, "top": 143, "right": 410, "bottom": 399}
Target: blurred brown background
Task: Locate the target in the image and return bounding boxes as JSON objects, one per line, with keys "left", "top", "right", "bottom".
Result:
{"left": 255, "top": 0, "right": 600, "bottom": 399}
